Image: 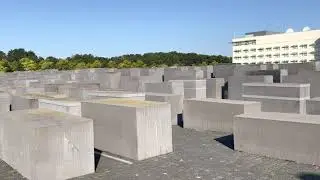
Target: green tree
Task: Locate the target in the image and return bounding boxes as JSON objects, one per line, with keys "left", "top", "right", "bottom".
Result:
{"left": 7, "top": 48, "right": 38, "bottom": 62}
{"left": 0, "top": 60, "right": 10, "bottom": 72}
{"left": 55, "top": 59, "right": 70, "bottom": 70}
{"left": 118, "top": 59, "right": 132, "bottom": 69}
{"left": 132, "top": 60, "right": 146, "bottom": 68}
{"left": 106, "top": 60, "right": 117, "bottom": 68}
{"left": 20, "top": 58, "right": 38, "bottom": 71}
{"left": 75, "top": 62, "right": 87, "bottom": 69}
{"left": 39, "top": 60, "right": 55, "bottom": 70}
{"left": 88, "top": 60, "right": 102, "bottom": 68}
{"left": 0, "top": 51, "right": 6, "bottom": 60}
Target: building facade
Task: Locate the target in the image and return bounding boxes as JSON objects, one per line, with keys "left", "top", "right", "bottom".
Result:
{"left": 232, "top": 29, "right": 320, "bottom": 64}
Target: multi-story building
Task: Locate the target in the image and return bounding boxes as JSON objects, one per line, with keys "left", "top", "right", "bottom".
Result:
{"left": 232, "top": 27, "right": 320, "bottom": 64}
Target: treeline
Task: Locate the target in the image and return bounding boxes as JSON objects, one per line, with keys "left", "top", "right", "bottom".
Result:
{"left": 0, "top": 48, "right": 232, "bottom": 72}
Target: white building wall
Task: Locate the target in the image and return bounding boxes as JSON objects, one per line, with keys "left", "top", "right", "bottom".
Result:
{"left": 232, "top": 30, "right": 320, "bottom": 64}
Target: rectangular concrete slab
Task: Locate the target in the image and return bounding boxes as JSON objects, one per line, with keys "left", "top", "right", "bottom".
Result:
{"left": 81, "top": 98, "right": 173, "bottom": 160}
{"left": 145, "top": 93, "right": 183, "bottom": 125}
{"left": 0, "top": 93, "right": 10, "bottom": 112}
{"left": 306, "top": 97, "right": 320, "bottom": 115}
{"left": 242, "top": 83, "right": 310, "bottom": 98}
{"left": 183, "top": 98, "right": 261, "bottom": 133}
{"left": 0, "top": 109, "right": 94, "bottom": 180}
{"left": 38, "top": 98, "right": 81, "bottom": 116}
{"left": 206, "top": 78, "right": 225, "bottom": 99}
{"left": 234, "top": 112, "right": 320, "bottom": 165}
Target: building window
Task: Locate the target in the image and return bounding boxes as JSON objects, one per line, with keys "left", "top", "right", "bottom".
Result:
{"left": 243, "top": 49, "right": 249, "bottom": 53}
{"left": 282, "top": 46, "right": 289, "bottom": 50}
{"left": 258, "top": 48, "right": 264, "bottom": 52}
{"left": 251, "top": 55, "right": 257, "bottom": 59}
{"left": 266, "top": 47, "right": 272, "bottom": 51}
{"left": 282, "top": 53, "right": 289, "bottom": 57}
{"left": 234, "top": 50, "right": 241, "bottom": 53}
{"left": 273, "top": 46, "right": 280, "bottom": 50}
{"left": 300, "top": 44, "right": 308, "bottom": 49}
{"left": 274, "top": 54, "right": 280, "bottom": 58}
{"left": 251, "top": 48, "right": 256, "bottom": 52}
{"left": 266, "top": 54, "right": 272, "bottom": 58}
{"left": 291, "top": 45, "right": 298, "bottom": 49}
{"left": 282, "top": 61, "right": 289, "bottom": 63}
{"left": 300, "top": 52, "right": 308, "bottom": 56}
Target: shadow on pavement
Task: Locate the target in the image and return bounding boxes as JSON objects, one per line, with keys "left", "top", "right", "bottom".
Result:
{"left": 215, "top": 134, "right": 234, "bottom": 150}
{"left": 297, "top": 172, "right": 320, "bottom": 180}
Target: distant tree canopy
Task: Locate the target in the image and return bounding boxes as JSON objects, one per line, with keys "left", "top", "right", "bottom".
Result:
{"left": 0, "top": 48, "right": 232, "bottom": 72}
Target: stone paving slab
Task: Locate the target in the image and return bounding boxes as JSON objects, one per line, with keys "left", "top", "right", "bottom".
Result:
{"left": 0, "top": 126, "right": 319, "bottom": 180}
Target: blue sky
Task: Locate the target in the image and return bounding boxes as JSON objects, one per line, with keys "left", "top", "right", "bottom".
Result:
{"left": 0, "top": 0, "right": 319, "bottom": 58}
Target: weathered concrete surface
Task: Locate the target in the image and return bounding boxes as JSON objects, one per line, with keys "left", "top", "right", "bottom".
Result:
{"left": 0, "top": 93, "right": 10, "bottom": 112}
{"left": 145, "top": 93, "right": 183, "bottom": 125}
{"left": 234, "top": 112, "right": 320, "bottom": 165}
{"left": 183, "top": 98, "right": 261, "bottom": 133}
{"left": 82, "top": 98, "right": 173, "bottom": 160}
{"left": 38, "top": 98, "right": 82, "bottom": 116}
{"left": 11, "top": 95, "right": 39, "bottom": 110}
{"left": 306, "top": 97, "right": 320, "bottom": 115}
{"left": 183, "top": 80, "right": 206, "bottom": 99}
{"left": 87, "top": 90, "right": 145, "bottom": 100}
{"left": 228, "top": 75, "right": 273, "bottom": 100}
{"left": 242, "top": 83, "right": 310, "bottom": 114}
{"left": 206, "top": 78, "right": 225, "bottom": 99}
{"left": 145, "top": 81, "right": 184, "bottom": 96}
{"left": 0, "top": 109, "right": 94, "bottom": 180}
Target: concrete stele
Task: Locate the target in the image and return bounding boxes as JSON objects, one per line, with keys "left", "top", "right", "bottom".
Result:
{"left": 81, "top": 98, "right": 173, "bottom": 160}
{"left": 234, "top": 112, "right": 320, "bottom": 165}
{"left": 0, "top": 109, "right": 94, "bottom": 180}
{"left": 183, "top": 98, "right": 261, "bottom": 133}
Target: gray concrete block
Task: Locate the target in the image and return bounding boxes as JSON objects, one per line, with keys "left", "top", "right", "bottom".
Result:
{"left": 145, "top": 93, "right": 183, "bottom": 125}
{"left": 145, "top": 81, "right": 184, "bottom": 95}
{"left": 206, "top": 78, "right": 225, "bottom": 99}
{"left": 306, "top": 97, "right": 320, "bottom": 115}
{"left": 0, "top": 93, "right": 10, "bottom": 112}
{"left": 243, "top": 96, "right": 307, "bottom": 114}
{"left": 184, "top": 88, "right": 206, "bottom": 99}
{"left": 164, "top": 68, "right": 204, "bottom": 81}
{"left": 234, "top": 112, "right": 320, "bottom": 165}
{"left": 0, "top": 109, "right": 94, "bottom": 179}
{"left": 87, "top": 90, "right": 145, "bottom": 100}
{"left": 242, "top": 83, "right": 310, "bottom": 98}
{"left": 183, "top": 98, "right": 261, "bottom": 133}
{"left": 38, "top": 98, "right": 81, "bottom": 116}
{"left": 81, "top": 98, "right": 173, "bottom": 160}
{"left": 228, "top": 75, "right": 273, "bottom": 100}
{"left": 11, "top": 95, "right": 39, "bottom": 111}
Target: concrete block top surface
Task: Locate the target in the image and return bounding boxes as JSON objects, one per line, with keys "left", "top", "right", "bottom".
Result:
{"left": 22, "top": 93, "right": 67, "bottom": 99}
{"left": 146, "top": 92, "right": 181, "bottom": 97}
{"left": 88, "top": 91, "right": 145, "bottom": 97}
{"left": 235, "top": 112, "right": 320, "bottom": 124}
{"left": 38, "top": 98, "right": 81, "bottom": 106}
{"left": 242, "top": 82, "right": 310, "bottom": 88}
{"left": 242, "top": 95, "right": 308, "bottom": 100}
{"left": 186, "top": 98, "right": 261, "bottom": 105}
{"left": 3, "top": 108, "right": 91, "bottom": 128}
{"left": 309, "top": 97, "right": 320, "bottom": 101}
{"left": 86, "top": 98, "right": 168, "bottom": 108}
